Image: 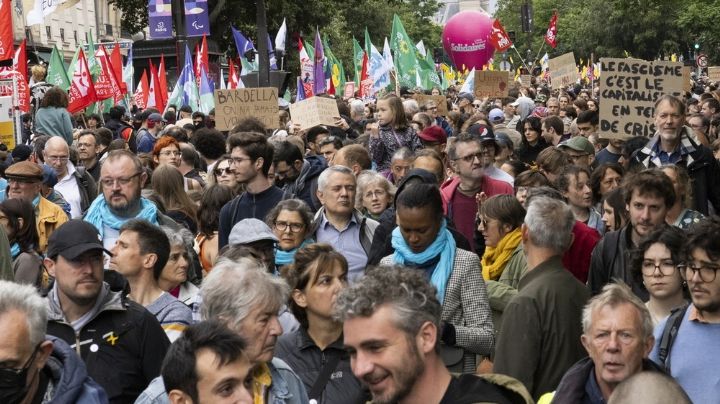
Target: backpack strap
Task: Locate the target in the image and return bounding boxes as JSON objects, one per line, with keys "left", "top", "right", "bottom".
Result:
{"left": 308, "top": 354, "right": 341, "bottom": 402}
{"left": 658, "top": 303, "right": 689, "bottom": 373}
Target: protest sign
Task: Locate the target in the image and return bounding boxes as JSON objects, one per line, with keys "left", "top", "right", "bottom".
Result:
{"left": 519, "top": 74, "right": 532, "bottom": 87}
{"left": 213, "top": 88, "right": 278, "bottom": 131}
{"left": 0, "top": 95, "right": 14, "bottom": 149}
{"left": 414, "top": 94, "right": 448, "bottom": 115}
{"left": 599, "top": 58, "right": 683, "bottom": 139}
{"left": 709, "top": 67, "right": 720, "bottom": 83}
{"left": 289, "top": 96, "right": 340, "bottom": 130}
{"left": 548, "top": 52, "right": 577, "bottom": 89}
{"left": 473, "top": 70, "right": 509, "bottom": 99}
{"left": 682, "top": 66, "right": 692, "bottom": 93}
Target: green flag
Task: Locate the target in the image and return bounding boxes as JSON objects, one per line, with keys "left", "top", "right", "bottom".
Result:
{"left": 46, "top": 46, "right": 70, "bottom": 90}
{"left": 417, "top": 50, "right": 441, "bottom": 90}
{"left": 67, "top": 48, "right": 80, "bottom": 81}
{"left": 352, "top": 37, "right": 364, "bottom": 86}
{"left": 86, "top": 32, "right": 101, "bottom": 80}
{"left": 323, "top": 36, "right": 346, "bottom": 92}
{"left": 364, "top": 28, "right": 372, "bottom": 57}
{"left": 390, "top": 14, "right": 418, "bottom": 88}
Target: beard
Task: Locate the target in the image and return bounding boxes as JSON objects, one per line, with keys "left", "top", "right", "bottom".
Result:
{"left": 370, "top": 337, "right": 426, "bottom": 404}
{"left": 107, "top": 189, "right": 142, "bottom": 216}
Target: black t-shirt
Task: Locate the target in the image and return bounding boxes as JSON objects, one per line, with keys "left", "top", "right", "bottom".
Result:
{"left": 439, "top": 374, "right": 526, "bottom": 404}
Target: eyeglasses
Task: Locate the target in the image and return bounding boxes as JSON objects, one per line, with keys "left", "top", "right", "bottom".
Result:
{"left": 230, "top": 156, "right": 253, "bottom": 165}
{"left": 567, "top": 153, "right": 589, "bottom": 162}
{"left": 159, "top": 150, "right": 181, "bottom": 157}
{"left": 100, "top": 172, "right": 142, "bottom": 188}
{"left": 0, "top": 344, "right": 40, "bottom": 387}
{"left": 641, "top": 260, "right": 677, "bottom": 276}
{"left": 215, "top": 167, "right": 235, "bottom": 176}
{"left": 274, "top": 221, "right": 305, "bottom": 233}
{"left": 472, "top": 103, "right": 482, "bottom": 108}
{"left": 7, "top": 178, "right": 39, "bottom": 185}
{"left": 678, "top": 263, "right": 720, "bottom": 283}
{"left": 454, "top": 150, "right": 490, "bottom": 163}
{"left": 45, "top": 155, "right": 69, "bottom": 163}
{"left": 364, "top": 189, "right": 387, "bottom": 199}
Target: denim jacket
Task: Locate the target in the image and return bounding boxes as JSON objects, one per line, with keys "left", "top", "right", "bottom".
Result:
{"left": 134, "top": 358, "right": 308, "bottom": 404}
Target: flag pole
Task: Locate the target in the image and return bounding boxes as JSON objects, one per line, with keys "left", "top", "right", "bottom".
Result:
{"left": 534, "top": 41, "right": 546, "bottom": 70}
{"left": 511, "top": 45, "right": 532, "bottom": 72}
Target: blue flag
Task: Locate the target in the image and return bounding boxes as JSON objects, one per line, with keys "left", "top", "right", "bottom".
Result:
{"left": 199, "top": 68, "right": 215, "bottom": 113}
{"left": 231, "top": 26, "right": 255, "bottom": 58}
{"left": 313, "top": 28, "right": 326, "bottom": 95}
{"left": 296, "top": 76, "right": 306, "bottom": 101}
{"left": 267, "top": 33, "right": 278, "bottom": 70}
{"left": 167, "top": 45, "right": 199, "bottom": 112}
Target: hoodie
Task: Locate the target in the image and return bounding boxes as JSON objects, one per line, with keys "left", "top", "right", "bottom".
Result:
{"left": 42, "top": 335, "right": 108, "bottom": 403}
{"left": 282, "top": 155, "right": 327, "bottom": 212}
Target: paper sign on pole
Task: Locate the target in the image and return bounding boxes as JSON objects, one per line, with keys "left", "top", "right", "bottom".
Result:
{"left": 0, "top": 94, "right": 14, "bottom": 149}
{"left": 548, "top": 52, "right": 577, "bottom": 89}
{"left": 473, "top": 70, "right": 509, "bottom": 99}
{"left": 599, "top": 58, "right": 683, "bottom": 139}
{"left": 413, "top": 94, "right": 448, "bottom": 115}
{"left": 708, "top": 67, "right": 720, "bottom": 83}
{"left": 213, "top": 88, "right": 278, "bottom": 131}
{"left": 289, "top": 96, "right": 341, "bottom": 130}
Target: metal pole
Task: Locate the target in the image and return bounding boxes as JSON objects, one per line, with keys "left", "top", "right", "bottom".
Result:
{"left": 172, "top": 0, "right": 187, "bottom": 75}
{"left": 256, "top": 0, "right": 270, "bottom": 87}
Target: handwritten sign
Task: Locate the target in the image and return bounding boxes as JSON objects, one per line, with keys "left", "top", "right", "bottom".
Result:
{"left": 289, "top": 96, "right": 341, "bottom": 130}
{"left": 599, "top": 58, "right": 683, "bottom": 139}
{"left": 548, "top": 52, "right": 577, "bottom": 89}
{"left": 708, "top": 67, "right": 720, "bottom": 83}
{"left": 473, "top": 70, "right": 509, "bottom": 99}
{"left": 414, "top": 94, "right": 448, "bottom": 115}
{"left": 519, "top": 74, "right": 532, "bottom": 87}
{"left": 213, "top": 88, "right": 279, "bottom": 131}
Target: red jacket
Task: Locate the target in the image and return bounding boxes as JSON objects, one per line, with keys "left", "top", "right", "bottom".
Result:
{"left": 563, "top": 221, "right": 600, "bottom": 284}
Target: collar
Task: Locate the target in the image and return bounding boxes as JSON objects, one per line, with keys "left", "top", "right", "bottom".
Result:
{"left": 689, "top": 304, "right": 716, "bottom": 323}
{"left": 584, "top": 368, "right": 606, "bottom": 404}
{"left": 640, "top": 128, "right": 697, "bottom": 167}
{"left": 295, "top": 327, "right": 344, "bottom": 351}
{"left": 518, "top": 255, "right": 564, "bottom": 289}
{"left": 320, "top": 210, "right": 357, "bottom": 231}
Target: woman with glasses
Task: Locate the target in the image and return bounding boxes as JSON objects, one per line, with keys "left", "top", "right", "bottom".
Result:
{"left": 631, "top": 225, "right": 688, "bottom": 326}
{"left": 151, "top": 136, "right": 202, "bottom": 192}
{"left": 355, "top": 171, "right": 395, "bottom": 220}
{"left": 207, "top": 155, "right": 242, "bottom": 195}
{"left": 265, "top": 199, "right": 314, "bottom": 271}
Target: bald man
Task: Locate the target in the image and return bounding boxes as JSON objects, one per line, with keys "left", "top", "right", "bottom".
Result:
{"left": 44, "top": 137, "right": 97, "bottom": 218}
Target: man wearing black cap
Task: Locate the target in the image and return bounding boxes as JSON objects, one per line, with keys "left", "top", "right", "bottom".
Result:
{"left": 5, "top": 160, "right": 68, "bottom": 254}
{"left": 136, "top": 110, "right": 162, "bottom": 153}
{"left": 44, "top": 220, "right": 170, "bottom": 403}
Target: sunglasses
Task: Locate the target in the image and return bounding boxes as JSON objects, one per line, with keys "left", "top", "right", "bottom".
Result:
{"left": 215, "top": 167, "right": 235, "bottom": 176}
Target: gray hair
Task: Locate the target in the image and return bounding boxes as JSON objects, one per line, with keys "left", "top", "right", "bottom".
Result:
{"left": 161, "top": 225, "right": 194, "bottom": 249}
{"left": 524, "top": 196, "right": 574, "bottom": 253}
{"left": 402, "top": 99, "right": 419, "bottom": 116}
{"left": 0, "top": 281, "right": 46, "bottom": 347}
{"left": 582, "top": 282, "right": 654, "bottom": 341}
{"left": 391, "top": 147, "right": 414, "bottom": 162}
{"left": 334, "top": 265, "right": 442, "bottom": 339}
{"left": 200, "top": 258, "right": 289, "bottom": 330}
{"left": 349, "top": 99, "right": 365, "bottom": 117}
{"left": 355, "top": 170, "right": 396, "bottom": 210}
{"left": 317, "top": 164, "right": 355, "bottom": 192}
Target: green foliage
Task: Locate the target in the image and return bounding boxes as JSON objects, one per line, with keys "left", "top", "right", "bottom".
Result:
{"left": 494, "top": 0, "right": 720, "bottom": 65}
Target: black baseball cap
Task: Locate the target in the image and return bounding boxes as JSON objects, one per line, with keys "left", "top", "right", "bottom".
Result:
{"left": 46, "top": 220, "right": 112, "bottom": 260}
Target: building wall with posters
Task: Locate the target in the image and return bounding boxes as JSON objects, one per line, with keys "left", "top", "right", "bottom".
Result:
{"left": 11, "top": 0, "right": 127, "bottom": 61}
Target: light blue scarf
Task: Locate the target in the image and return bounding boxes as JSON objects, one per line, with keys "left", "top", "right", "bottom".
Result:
{"left": 275, "top": 239, "right": 314, "bottom": 266}
{"left": 84, "top": 195, "right": 159, "bottom": 238}
{"left": 391, "top": 219, "right": 456, "bottom": 303}
{"left": 10, "top": 243, "right": 20, "bottom": 259}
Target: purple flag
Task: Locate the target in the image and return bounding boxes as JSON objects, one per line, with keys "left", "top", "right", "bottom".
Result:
{"left": 185, "top": 0, "right": 210, "bottom": 37}
{"left": 297, "top": 76, "right": 306, "bottom": 101}
{"left": 148, "top": 0, "right": 173, "bottom": 39}
{"left": 313, "top": 28, "right": 325, "bottom": 95}
{"left": 231, "top": 26, "right": 255, "bottom": 57}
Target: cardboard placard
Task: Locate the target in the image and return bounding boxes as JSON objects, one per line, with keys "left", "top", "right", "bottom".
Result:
{"left": 708, "top": 66, "right": 720, "bottom": 83}
{"left": 548, "top": 52, "right": 577, "bottom": 89}
{"left": 414, "top": 94, "right": 448, "bottom": 115}
{"left": 599, "top": 58, "right": 683, "bottom": 139}
{"left": 682, "top": 66, "right": 692, "bottom": 93}
{"left": 519, "top": 74, "right": 532, "bottom": 87}
{"left": 214, "top": 88, "right": 279, "bottom": 131}
{"left": 0, "top": 95, "right": 14, "bottom": 150}
{"left": 473, "top": 70, "right": 509, "bottom": 99}
{"left": 289, "top": 96, "right": 341, "bottom": 130}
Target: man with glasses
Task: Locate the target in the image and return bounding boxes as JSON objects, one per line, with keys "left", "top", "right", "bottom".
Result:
{"left": 558, "top": 136, "right": 595, "bottom": 170}
{"left": 631, "top": 95, "right": 720, "bottom": 215}
{"left": 420, "top": 100, "right": 453, "bottom": 137}
{"left": 467, "top": 124, "right": 514, "bottom": 185}
{"left": 4, "top": 160, "right": 68, "bottom": 254}
{"left": 0, "top": 280, "right": 108, "bottom": 403}
{"left": 45, "top": 136, "right": 97, "bottom": 218}
{"left": 77, "top": 130, "right": 102, "bottom": 181}
{"left": 649, "top": 216, "right": 720, "bottom": 403}
{"left": 441, "top": 133, "right": 513, "bottom": 252}
{"left": 218, "top": 132, "right": 284, "bottom": 249}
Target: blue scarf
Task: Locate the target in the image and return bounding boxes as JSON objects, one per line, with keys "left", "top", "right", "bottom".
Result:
{"left": 84, "top": 195, "right": 159, "bottom": 238}
{"left": 10, "top": 243, "right": 20, "bottom": 259}
{"left": 32, "top": 195, "right": 40, "bottom": 207}
{"left": 391, "top": 219, "right": 456, "bottom": 303}
{"left": 275, "top": 239, "right": 314, "bottom": 266}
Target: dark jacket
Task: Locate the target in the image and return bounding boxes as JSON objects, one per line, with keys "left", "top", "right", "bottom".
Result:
{"left": 275, "top": 328, "right": 367, "bottom": 404}
{"left": 282, "top": 156, "right": 326, "bottom": 213}
{"left": 588, "top": 225, "right": 648, "bottom": 301}
{"left": 73, "top": 166, "right": 98, "bottom": 215}
{"left": 493, "top": 256, "right": 590, "bottom": 399}
{"left": 104, "top": 119, "right": 136, "bottom": 153}
{"left": 630, "top": 128, "right": 720, "bottom": 215}
{"left": 218, "top": 185, "right": 285, "bottom": 248}
{"left": 42, "top": 335, "right": 109, "bottom": 403}
{"left": 551, "top": 357, "right": 665, "bottom": 404}
{"left": 515, "top": 139, "right": 550, "bottom": 165}
{"left": 46, "top": 284, "right": 171, "bottom": 404}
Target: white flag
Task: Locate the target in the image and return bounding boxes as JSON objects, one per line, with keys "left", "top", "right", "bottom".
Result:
{"left": 459, "top": 68, "right": 475, "bottom": 94}
{"left": 275, "top": 18, "right": 287, "bottom": 53}
{"left": 25, "top": 0, "right": 80, "bottom": 26}
{"left": 416, "top": 40, "right": 426, "bottom": 58}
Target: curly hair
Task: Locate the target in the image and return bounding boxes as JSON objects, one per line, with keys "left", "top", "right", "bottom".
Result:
{"left": 629, "top": 225, "right": 687, "bottom": 294}
{"left": 40, "top": 86, "right": 69, "bottom": 108}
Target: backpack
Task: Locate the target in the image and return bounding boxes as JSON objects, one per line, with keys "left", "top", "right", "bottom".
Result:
{"left": 657, "top": 303, "right": 690, "bottom": 373}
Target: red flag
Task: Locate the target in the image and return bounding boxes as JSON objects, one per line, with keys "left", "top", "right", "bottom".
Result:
{"left": 358, "top": 51, "right": 372, "bottom": 98}
{"left": 14, "top": 40, "right": 29, "bottom": 113}
{"left": 0, "top": 0, "right": 13, "bottom": 61}
{"left": 68, "top": 49, "right": 98, "bottom": 114}
{"left": 327, "top": 72, "right": 335, "bottom": 95}
{"left": 110, "top": 42, "right": 126, "bottom": 94}
{"left": 195, "top": 35, "right": 209, "bottom": 83}
{"left": 147, "top": 61, "right": 166, "bottom": 112}
{"left": 95, "top": 45, "right": 123, "bottom": 103}
{"left": 227, "top": 58, "right": 238, "bottom": 89}
{"left": 544, "top": 11, "right": 558, "bottom": 49}
{"left": 158, "top": 54, "right": 168, "bottom": 109}
{"left": 134, "top": 70, "right": 149, "bottom": 109}
{"left": 490, "top": 19, "right": 513, "bottom": 52}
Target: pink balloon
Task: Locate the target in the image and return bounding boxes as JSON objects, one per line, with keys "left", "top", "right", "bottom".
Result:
{"left": 442, "top": 11, "right": 495, "bottom": 70}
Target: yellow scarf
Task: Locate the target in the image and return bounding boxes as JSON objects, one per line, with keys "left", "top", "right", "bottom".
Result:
{"left": 252, "top": 362, "right": 273, "bottom": 404}
{"left": 482, "top": 228, "right": 522, "bottom": 280}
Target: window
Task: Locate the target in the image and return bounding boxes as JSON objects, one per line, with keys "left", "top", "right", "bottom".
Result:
{"left": 74, "top": 30, "right": 78, "bottom": 45}
{"left": 105, "top": 24, "right": 113, "bottom": 35}
{"left": 60, "top": 28, "right": 65, "bottom": 42}
{"left": 45, "top": 26, "right": 51, "bottom": 40}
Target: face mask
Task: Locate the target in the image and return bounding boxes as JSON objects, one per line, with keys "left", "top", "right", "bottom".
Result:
{"left": 0, "top": 345, "right": 39, "bottom": 404}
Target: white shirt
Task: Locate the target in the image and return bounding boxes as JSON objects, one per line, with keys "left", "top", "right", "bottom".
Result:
{"left": 54, "top": 162, "right": 82, "bottom": 218}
